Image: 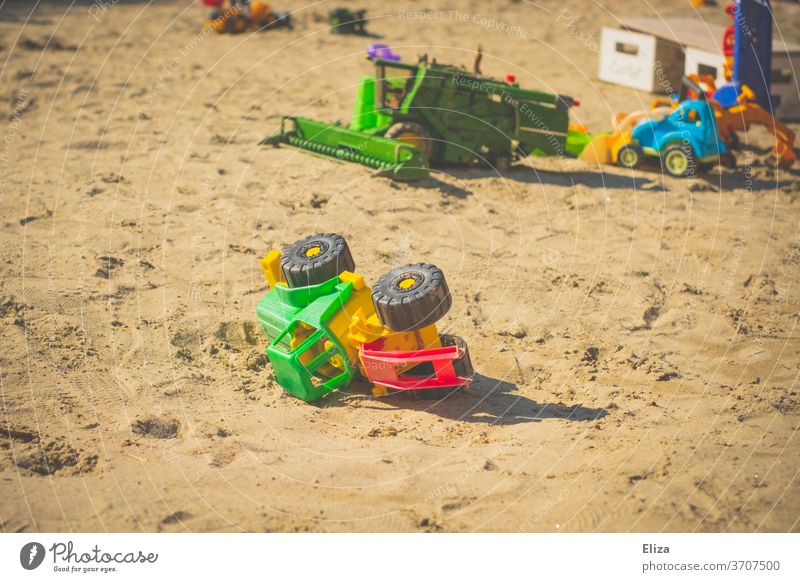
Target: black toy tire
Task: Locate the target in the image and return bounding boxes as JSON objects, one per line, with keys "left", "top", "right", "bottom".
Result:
{"left": 280, "top": 233, "right": 356, "bottom": 288}
{"left": 409, "top": 334, "right": 473, "bottom": 400}
{"left": 371, "top": 263, "right": 451, "bottom": 332}
{"left": 616, "top": 143, "right": 643, "bottom": 169}
{"left": 384, "top": 122, "right": 434, "bottom": 160}
{"left": 226, "top": 14, "right": 248, "bottom": 34}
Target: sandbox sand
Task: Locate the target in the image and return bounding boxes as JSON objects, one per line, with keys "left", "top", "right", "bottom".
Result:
{"left": 1, "top": 0, "right": 799, "bottom": 532}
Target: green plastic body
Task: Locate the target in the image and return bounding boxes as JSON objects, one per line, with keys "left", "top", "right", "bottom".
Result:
{"left": 255, "top": 276, "right": 355, "bottom": 401}
{"left": 565, "top": 128, "right": 601, "bottom": 157}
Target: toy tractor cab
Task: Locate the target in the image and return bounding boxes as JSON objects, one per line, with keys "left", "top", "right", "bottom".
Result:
{"left": 255, "top": 234, "right": 473, "bottom": 402}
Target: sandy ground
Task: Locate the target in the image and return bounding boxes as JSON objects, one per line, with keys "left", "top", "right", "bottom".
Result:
{"left": 0, "top": 0, "right": 799, "bottom": 533}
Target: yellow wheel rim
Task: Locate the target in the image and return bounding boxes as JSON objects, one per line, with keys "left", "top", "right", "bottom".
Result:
{"left": 304, "top": 246, "right": 322, "bottom": 258}
{"left": 398, "top": 277, "right": 417, "bottom": 290}
{"left": 665, "top": 150, "right": 688, "bottom": 175}
{"left": 619, "top": 148, "right": 638, "bottom": 167}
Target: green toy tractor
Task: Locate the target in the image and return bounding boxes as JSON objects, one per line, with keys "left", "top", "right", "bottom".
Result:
{"left": 262, "top": 56, "right": 582, "bottom": 180}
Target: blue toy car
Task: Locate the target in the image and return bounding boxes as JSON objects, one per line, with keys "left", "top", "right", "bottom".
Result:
{"left": 617, "top": 100, "right": 733, "bottom": 177}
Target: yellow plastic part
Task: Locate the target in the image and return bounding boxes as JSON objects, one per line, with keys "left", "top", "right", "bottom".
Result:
{"left": 372, "top": 385, "right": 389, "bottom": 397}
{"left": 260, "top": 250, "right": 285, "bottom": 288}
{"left": 251, "top": 1, "right": 271, "bottom": 19}
{"left": 338, "top": 271, "right": 366, "bottom": 291}
{"left": 327, "top": 275, "right": 445, "bottom": 378}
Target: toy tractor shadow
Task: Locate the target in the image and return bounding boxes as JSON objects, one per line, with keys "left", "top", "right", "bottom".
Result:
{"left": 344, "top": 373, "right": 607, "bottom": 426}
{"left": 418, "top": 165, "right": 656, "bottom": 193}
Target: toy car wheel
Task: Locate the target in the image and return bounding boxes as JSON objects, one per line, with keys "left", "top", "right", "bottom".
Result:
{"left": 227, "top": 14, "right": 248, "bottom": 34}
{"left": 385, "top": 122, "right": 434, "bottom": 160}
{"left": 280, "top": 233, "right": 356, "bottom": 288}
{"left": 371, "top": 263, "right": 451, "bottom": 332}
{"left": 616, "top": 144, "right": 642, "bottom": 169}
{"left": 275, "top": 13, "right": 293, "bottom": 29}
{"left": 662, "top": 144, "right": 695, "bottom": 178}
{"left": 409, "top": 334, "right": 473, "bottom": 400}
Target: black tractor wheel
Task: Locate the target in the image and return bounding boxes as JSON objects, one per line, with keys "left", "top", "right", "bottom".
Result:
{"left": 371, "top": 263, "right": 451, "bottom": 332}
{"left": 409, "top": 334, "right": 473, "bottom": 400}
{"left": 226, "top": 14, "right": 248, "bottom": 34}
{"left": 662, "top": 144, "right": 696, "bottom": 178}
{"left": 280, "top": 233, "right": 355, "bottom": 288}
{"left": 384, "top": 122, "right": 434, "bottom": 161}
{"left": 616, "top": 143, "right": 643, "bottom": 169}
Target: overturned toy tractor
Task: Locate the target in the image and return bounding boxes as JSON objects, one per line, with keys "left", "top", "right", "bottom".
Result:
{"left": 262, "top": 54, "right": 580, "bottom": 180}
{"left": 203, "top": 0, "right": 292, "bottom": 34}
{"left": 255, "top": 234, "right": 473, "bottom": 402}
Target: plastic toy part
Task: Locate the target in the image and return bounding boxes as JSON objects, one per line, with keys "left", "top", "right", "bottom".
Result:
{"left": 261, "top": 116, "right": 430, "bottom": 181}
{"left": 578, "top": 108, "right": 671, "bottom": 166}
{"left": 359, "top": 340, "right": 472, "bottom": 393}
{"left": 367, "top": 44, "right": 401, "bottom": 61}
{"left": 257, "top": 275, "right": 357, "bottom": 401}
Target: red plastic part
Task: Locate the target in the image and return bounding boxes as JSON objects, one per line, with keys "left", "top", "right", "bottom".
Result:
{"left": 723, "top": 26, "right": 735, "bottom": 56}
{"left": 359, "top": 340, "right": 472, "bottom": 392}
{"left": 505, "top": 74, "right": 516, "bottom": 84}
{"left": 201, "top": 0, "right": 224, "bottom": 6}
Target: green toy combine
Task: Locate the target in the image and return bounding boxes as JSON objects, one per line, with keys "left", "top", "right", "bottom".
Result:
{"left": 262, "top": 50, "right": 585, "bottom": 180}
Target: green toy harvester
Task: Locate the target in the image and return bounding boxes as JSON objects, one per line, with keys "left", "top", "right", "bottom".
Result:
{"left": 262, "top": 53, "right": 582, "bottom": 180}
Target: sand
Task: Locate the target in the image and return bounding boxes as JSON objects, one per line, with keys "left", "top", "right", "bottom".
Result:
{"left": 1, "top": 0, "right": 799, "bottom": 533}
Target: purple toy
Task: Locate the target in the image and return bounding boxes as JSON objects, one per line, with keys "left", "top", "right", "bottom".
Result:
{"left": 367, "top": 44, "right": 401, "bottom": 61}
